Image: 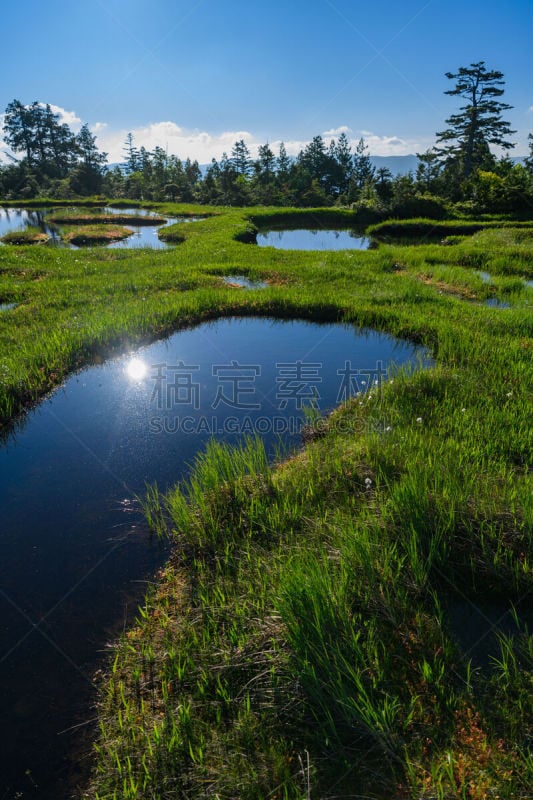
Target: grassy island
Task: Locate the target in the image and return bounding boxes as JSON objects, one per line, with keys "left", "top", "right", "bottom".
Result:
{"left": 47, "top": 211, "right": 169, "bottom": 226}
{"left": 1, "top": 227, "right": 50, "bottom": 245}
{"left": 61, "top": 223, "right": 135, "bottom": 246}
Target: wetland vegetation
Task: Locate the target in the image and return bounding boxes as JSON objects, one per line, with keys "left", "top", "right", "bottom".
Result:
{"left": 0, "top": 206, "right": 186, "bottom": 250}
{"left": 0, "top": 199, "right": 531, "bottom": 799}
{"left": 0, "top": 60, "right": 532, "bottom": 800}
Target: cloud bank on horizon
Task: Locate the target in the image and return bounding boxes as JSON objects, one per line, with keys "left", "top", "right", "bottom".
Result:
{"left": 0, "top": 103, "right": 433, "bottom": 165}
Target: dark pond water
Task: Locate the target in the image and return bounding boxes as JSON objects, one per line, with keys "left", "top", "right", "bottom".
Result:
{"left": 257, "top": 228, "right": 372, "bottom": 251}
{"left": 0, "top": 317, "right": 430, "bottom": 799}
{"left": 446, "top": 597, "right": 533, "bottom": 670}
{"left": 0, "top": 207, "right": 188, "bottom": 250}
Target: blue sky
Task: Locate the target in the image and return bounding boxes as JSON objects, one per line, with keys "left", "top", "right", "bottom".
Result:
{"left": 2, "top": 0, "right": 533, "bottom": 162}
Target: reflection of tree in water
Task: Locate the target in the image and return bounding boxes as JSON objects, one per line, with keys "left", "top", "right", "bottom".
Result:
{"left": 0, "top": 411, "right": 30, "bottom": 448}
{"left": 0, "top": 207, "right": 63, "bottom": 243}
{"left": 258, "top": 228, "right": 371, "bottom": 250}
{"left": 32, "top": 210, "right": 63, "bottom": 243}
{"left": 1, "top": 206, "right": 178, "bottom": 249}
{"left": 0, "top": 207, "right": 31, "bottom": 236}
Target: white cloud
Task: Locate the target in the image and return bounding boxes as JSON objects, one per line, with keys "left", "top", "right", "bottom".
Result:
{"left": 91, "top": 122, "right": 108, "bottom": 134}
{"left": 0, "top": 102, "right": 430, "bottom": 164}
{"left": 356, "top": 131, "right": 431, "bottom": 156}
{"left": 322, "top": 128, "right": 427, "bottom": 156}
{"left": 95, "top": 122, "right": 429, "bottom": 163}
{"left": 96, "top": 121, "right": 260, "bottom": 163}
{"left": 275, "top": 129, "right": 430, "bottom": 158}
{"left": 322, "top": 125, "right": 352, "bottom": 137}
{"left": 45, "top": 104, "right": 82, "bottom": 131}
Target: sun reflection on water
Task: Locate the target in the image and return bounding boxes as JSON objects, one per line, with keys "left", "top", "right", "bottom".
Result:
{"left": 126, "top": 358, "right": 148, "bottom": 381}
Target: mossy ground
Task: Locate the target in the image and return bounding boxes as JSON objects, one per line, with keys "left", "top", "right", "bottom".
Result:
{"left": 0, "top": 203, "right": 531, "bottom": 798}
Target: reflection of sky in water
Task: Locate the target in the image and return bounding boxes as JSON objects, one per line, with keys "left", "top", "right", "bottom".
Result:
{"left": 478, "top": 270, "right": 533, "bottom": 294}
{"left": 0, "top": 317, "right": 431, "bottom": 798}
{"left": 223, "top": 275, "right": 267, "bottom": 289}
{"left": 0, "top": 206, "right": 198, "bottom": 249}
{"left": 105, "top": 207, "right": 176, "bottom": 249}
{"left": 0, "top": 207, "right": 47, "bottom": 236}
{"left": 257, "top": 228, "right": 371, "bottom": 251}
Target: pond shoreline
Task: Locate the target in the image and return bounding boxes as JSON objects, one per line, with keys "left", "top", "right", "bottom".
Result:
{"left": 0, "top": 202, "right": 531, "bottom": 800}
{"left": 0, "top": 316, "right": 429, "bottom": 798}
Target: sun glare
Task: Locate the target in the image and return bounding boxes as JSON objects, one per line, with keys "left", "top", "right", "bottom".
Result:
{"left": 126, "top": 358, "right": 148, "bottom": 381}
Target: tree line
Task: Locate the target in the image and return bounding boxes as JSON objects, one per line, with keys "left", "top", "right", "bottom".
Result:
{"left": 2, "top": 62, "right": 533, "bottom": 214}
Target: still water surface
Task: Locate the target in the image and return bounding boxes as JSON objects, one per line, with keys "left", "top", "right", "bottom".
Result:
{"left": 0, "top": 317, "right": 429, "bottom": 798}
{"left": 0, "top": 207, "right": 188, "bottom": 249}
{"left": 256, "top": 228, "right": 372, "bottom": 250}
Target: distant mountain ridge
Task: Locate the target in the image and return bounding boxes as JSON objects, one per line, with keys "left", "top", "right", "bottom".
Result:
{"left": 369, "top": 155, "right": 419, "bottom": 174}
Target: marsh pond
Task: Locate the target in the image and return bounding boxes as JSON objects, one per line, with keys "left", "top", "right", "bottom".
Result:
{"left": 0, "top": 317, "right": 430, "bottom": 798}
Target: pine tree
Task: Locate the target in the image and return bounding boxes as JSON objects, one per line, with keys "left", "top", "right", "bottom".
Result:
{"left": 42, "top": 104, "right": 76, "bottom": 175}
{"left": 524, "top": 134, "right": 533, "bottom": 175}
{"left": 277, "top": 142, "right": 291, "bottom": 177}
{"left": 416, "top": 149, "right": 442, "bottom": 192}
{"left": 256, "top": 143, "right": 276, "bottom": 182}
{"left": 70, "top": 124, "right": 107, "bottom": 194}
{"left": 351, "top": 137, "right": 375, "bottom": 194}
{"left": 76, "top": 124, "right": 107, "bottom": 170}
{"left": 3, "top": 99, "right": 35, "bottom": 165}
{"left": 123, "top": 132, "right": 139, "bottom": 174}
{"left": 231, "top": 139, "right": 252, "bottom": 176}
{"left": 436, "top": 61, "right": 515, "bottom": 179}
{"left": 334, "top": 132, "right": 353, "bottom": 194}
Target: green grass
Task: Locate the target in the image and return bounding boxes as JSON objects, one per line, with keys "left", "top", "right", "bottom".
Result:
{"left": 0, "top": 202, "right": 532, "bottom": 798}
{"left": 367, "top": 217, "right": 533, "bottom": 240}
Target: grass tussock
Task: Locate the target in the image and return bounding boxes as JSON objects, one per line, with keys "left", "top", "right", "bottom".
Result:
{"left": 61, "top": 224, "right": 135, "bottom": 245}
{"left": 47, "top": 211, "right": 168, "bottom": 226}
{"left": 1, "top": 227, "right": 49, "bottom": 245}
